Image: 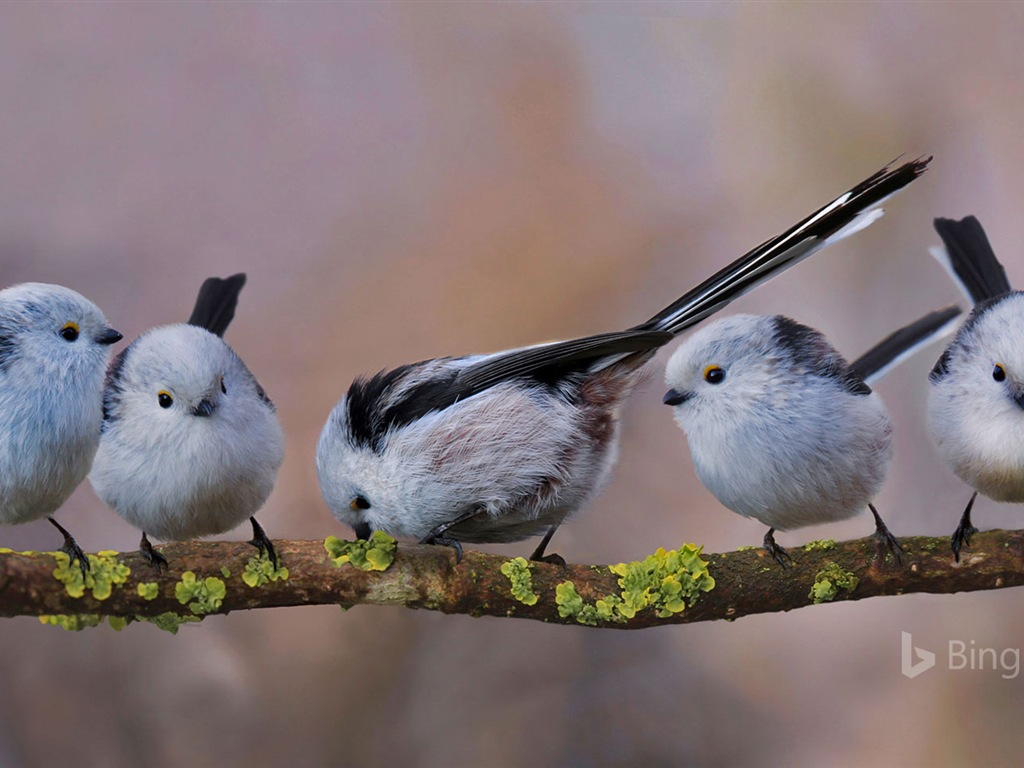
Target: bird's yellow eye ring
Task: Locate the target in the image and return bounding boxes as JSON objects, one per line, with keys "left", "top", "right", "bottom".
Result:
{"left": 157, "top": 391, "right": 174, "bottom": 409}
{"left": 703, "top": 365, "right": 725, "bottom": 384}
{"left": 994, "top": 363, "right": 1007, "bottom": 382}
{"left": 59, "top": 322, "right": 79, "bottom": 342}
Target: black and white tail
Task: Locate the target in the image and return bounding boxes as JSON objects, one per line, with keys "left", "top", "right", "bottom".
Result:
{"left": 187, "top": 273, "right": 247, "bottom": 338}
{"left": 848, "top": 305, "right": 962, "bottom": 385}
{"left": 931, "top": 216, "right": 1012, "bottom": 305}
{"left": 636, "top": 157, "right": 932, "bottom": 336}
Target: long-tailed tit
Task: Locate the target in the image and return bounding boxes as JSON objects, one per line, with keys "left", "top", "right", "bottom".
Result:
{"left": 317, "top": 159, "right": 930, "bottom": 563}
{"left": 663, "top": 306, "right": 960, "bottom": 565}
{"left": 90, "top": 275, "right": 285, "bottom": 568}
{"left": 0, "top": 284, "right": 121, "bottom": 574}
{"left": 926, "top": 215, "right": 1024, "bottom": 560}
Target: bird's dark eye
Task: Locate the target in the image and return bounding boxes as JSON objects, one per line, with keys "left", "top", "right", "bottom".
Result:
{"left": 703, "top": 365, "right": 725, "bottom": 384}
{"left": 157, "top": 391, "right": 174, "bottom": 408}
{"left": 994, "top": 363, "right": 1007, "bottom": 382}
{"left": 220, "top": 377, "right": 227, "bottom": 394}
{"left": 350, "top": 495, "right": 371, "bottom": 511}
{"left": 59, "top": 322, "right": 79, "bottom": 342}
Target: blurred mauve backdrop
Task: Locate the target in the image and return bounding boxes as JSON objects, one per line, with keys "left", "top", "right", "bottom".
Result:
{"left": 1, "top": 3, "right": 1023, "bottom": 766}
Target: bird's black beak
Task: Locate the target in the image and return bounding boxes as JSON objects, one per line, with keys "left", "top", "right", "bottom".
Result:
{"left": 96, "top": 327, "right": 123, "bottom": 345}
{"left": 191, "top": 398, "right": 216, "bottom": 417}
{"left": 353, "top": 522, "right": 372, "bottom": 541}
{"left": 663, "top": 388, "right": 691, "bottom": 406}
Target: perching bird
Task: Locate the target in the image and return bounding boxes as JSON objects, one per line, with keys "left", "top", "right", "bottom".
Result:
{"left": 663, "top": 306, "right": 961, "bottom": 565}
{"left": 317, "top": 159, "right": 930, "bottom": 563}
{"left": 0, "top": 283, "right": 121, "bottom": 574}
{"left": 926, "top": 215, "right": 1024, "bottom": 561}
{"left": 90, "top": 275, "right": 285, "bottom": 569}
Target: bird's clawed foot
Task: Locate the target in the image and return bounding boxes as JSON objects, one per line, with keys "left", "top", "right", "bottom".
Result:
{"left": 249, "top": 516, "right": 279, "bottom": 570}
{"left": 420, "top": 531, "right": 464, "bottom": 565}
{"left": 139, "top": 531, "right": 169, "bottom": 571}
{"left": 763, "top": 528, "right": 792, "bottom": 568}
{"left": 869, "top": 504, "right": 904, "bottom": 566}
{"left": 48, "top": 517, "right": 89, "bottom": 578}
{"left": 421, "top": 511, "right": 483, "bottom": 565}
{"left": 528, "top": 525, "right": 566, "bottom": 566}
{"left": 951, "top": 492, "right": 978, "bottom": 563}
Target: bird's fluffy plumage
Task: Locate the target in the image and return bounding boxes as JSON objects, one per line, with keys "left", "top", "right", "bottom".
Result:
{"left": 929, "top": 288, "right": 1024, "bottom": 502}
{"left": 91, "top": 323, "right": 284, "bottom": 540}
{"left": 318, "top": 356, "right": 635, "bottom": 543}
{"left": 0, "top": 283, "right": 119, "bottom": 525}
{"left": 664, "top": 314, "right": 892, "bottom": 531}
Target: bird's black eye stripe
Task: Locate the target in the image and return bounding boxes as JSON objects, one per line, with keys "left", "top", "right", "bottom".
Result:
{"left": 221, "top": 377, "right": 227, "bottom": 394}
{"left": 994, "top": 363, "right": 1007, "bottom": 382}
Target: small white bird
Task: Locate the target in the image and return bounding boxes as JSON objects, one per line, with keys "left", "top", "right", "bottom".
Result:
{"left": 317, "top": 159, "right": 930, "bottom": 563}
{"left": 663, "top": 306, "right": 960, "bottom": 565}
{"left": 926, "top": 215, "right": 1024, "bottom": 560}
{"left": 90, "top": 275, "right": 285, "bottom": 568}
{"left": 0, "top": 283, "right": 121, "bottom": 574}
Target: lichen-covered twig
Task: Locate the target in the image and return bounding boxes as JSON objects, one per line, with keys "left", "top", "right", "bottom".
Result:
{"left": 2, "top": 529, "right": 1023, "bottom": 631}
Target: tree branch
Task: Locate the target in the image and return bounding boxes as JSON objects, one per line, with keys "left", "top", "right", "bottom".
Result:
{"left": 2, "top": 530, "right": 1023, "bottom": 630}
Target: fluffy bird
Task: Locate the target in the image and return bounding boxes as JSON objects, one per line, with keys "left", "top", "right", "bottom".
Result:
{"left": 663, "top": 306, "right": 960, "bottom": 565}
{"left": 90, "top": 275, "right": 284, "bottom": 568}
{"left": 926, "top": 215, "right": 1024, "bottom": 560}
{"left": 0, "top": 283, "right": 121, "bottom": 574}
{"left": 317, "top": 159, "right": 930, "bottom": 563}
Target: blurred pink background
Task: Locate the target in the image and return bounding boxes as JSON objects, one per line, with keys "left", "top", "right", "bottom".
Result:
{"left": 2, "top": 3, "right": 1023, "bottom": 766}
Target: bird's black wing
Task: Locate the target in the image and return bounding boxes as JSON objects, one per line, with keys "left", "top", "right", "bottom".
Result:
{"left": 346, "top": 330, "right": 671, "bottom": 453}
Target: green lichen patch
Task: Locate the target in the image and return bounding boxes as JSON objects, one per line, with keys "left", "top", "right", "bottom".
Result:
{"left": 325, "top": 531, "right": 396, "bottom": 571}
{"left": 144, "top": 612, "right": 203, "bottom": 634}
{"left": 242, "top": 553, "right": 290, "bottom": 587}
{"left": 556, "top": 545, "right": 715, "bottom": 626}
{"left": 555, "top": 581, "right": 600, "bottom": 626}
{"left": 735, "top": 545, "right": 758, "bottom": 552}
{"left": 803, "top": 539, "right": 837, "bottom": 552}
{"left": 52, "top": 550, "right": 131, "bottom": 600}
{"left": 137, "top": 582, "right": 160, "bottom": 601}
{"left": 610, "top": 545, "right": 716, "bottom": 619}
{"left": 220, "top": 565, "right": 232, "bottom": 579}
{"left": 500, "top": 557, "right": 539, "bottom": 606}
{"left": 174, "top": 572, "right": 227, "bottom": 615}
{"left": 809, "top": 562, "right": 859, "bottom": 604}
